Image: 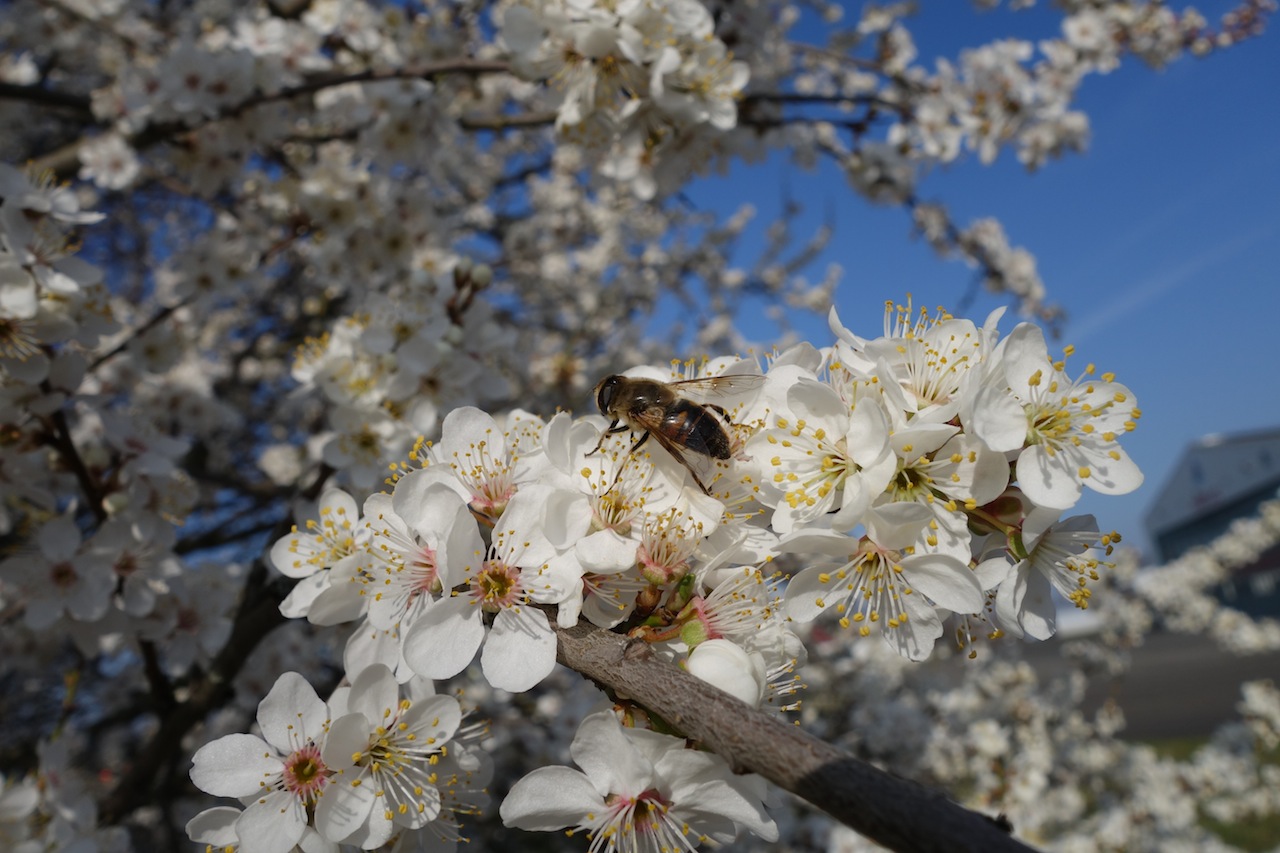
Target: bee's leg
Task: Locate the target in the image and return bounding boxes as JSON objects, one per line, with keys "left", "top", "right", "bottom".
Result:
{"left": 607, "top": 463, "right": 626, "bottom": 496}
{"left": 682, "top": 459, "right": 713, "bottom": 495}
{"left": 628, "top": 431, "right": 650, "bottom": 454}
{"left": 603, "top": 432, "right": 647, "bottom": 496}
{"left": 587, "top": 420, "right": 624, "bottom": 456}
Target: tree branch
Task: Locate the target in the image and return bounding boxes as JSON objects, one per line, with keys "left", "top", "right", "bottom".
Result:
{"left": 552, "top": 618, "right": 1040, "bottom": 853}
{"left": 459, "top": 110, "right": 557, "bottom": 131}
{"left": 100, "top": 591, "right": 287, "bottom": 824}
{"left": 98, "top": 465, "right": 334, "bottom": 826}
{"left": 31, "top": 59, "right": 515, "bottom": 180}
{"left": 744, "top": 91, "right": 906, "bottom": 113}
{"left": 0, "top": 81, "right": 94, "bottom": 115}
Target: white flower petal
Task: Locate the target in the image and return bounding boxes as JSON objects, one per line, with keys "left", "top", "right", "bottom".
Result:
{"left": 257, "top": 672, "right": 328, "bottom": 754}
{"left": 996, "top": 563, "right": 1056, "bottom": 640}
{"left": 236, "top": 792, "right": 307, "bottom": 853}
{"left": 974, "top": 555, "right": 1014, "bottom": 591}
{"left": 401, "top": 595, "right": 484, "bottom": 680}
{"left": 390, "top": 467, "right": 470, "bottom": 522}
{"left": 500, "top": 766, "right": 603, "bottom": 831}
{"left": 686, "top": 640, "right": 765, "bottom": 706}
{"left": 190, "top": 734, "right": 281, "bottom": 798}
{"left": 543, "top": 489, "right": 592, "bottom": 550}
{"left": 402, "top": 694, "right": 463, "bottom": 745}
{"left": 306, "top": 581, "right": 367, "bottom": 626}
{"left": 313, "top": 751, "right": 376, "bottom": 845}
{"left": 347, "top": 663, "right": 399, "bottom": 725}
{"left": 279, "top": 572, "right": 330, "bottom": 618}
{"left": 884, "top": 592, "right": 943, "bottom": 661}
{"left": 482, "top": 606, "right": 556, "bottom": 692}
{"left": 888, "top": 424, "right": 957, "bottom": 457}
{"left": 344, "top": 620, "right": 407, "bottom": 683}
{"left": 1077, "top": 444, "right": 1144, "bottom": 496}
{"left": 575, "top": 529, "right": 638, "bottom": 571}
{"left": 1001, "top": 323, "right": 1050, "bottom": 399}
{"left": 320, "top": 713, "right": 371, "bottom": 778}
{"left": 502, "top": 5, "right": 547, "bottom": 56}
{"left": 781, "top": 564, "right": 841, "bottom": 622}
{"left": 969, "top": 382, "right": 1028, "bottom": 453}
{"left": 863, "top": 501, "right": 933, "bottom": 550}
{"left": 569, "top": 711, "right": 653, "bottom": 798}
{"left": 38, "top": 514, "right": 81, "bottom": 561}
{"left": 659, "top": 750, "right": 778, "bottom": 841}
{"left": 338, "top": 795, "right": 395, "bottom": 849}
{"left": 1017, "top": 444, "right": 1083, "bottom": 510}
{"left": 898, "top": 553, "right": 985, "bottom": 614}
{"left": 185, "top": 807, "right": 241, "bottom": 846}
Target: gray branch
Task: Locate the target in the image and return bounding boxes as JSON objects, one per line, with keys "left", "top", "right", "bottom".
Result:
{"left": 552, "top": 618, "right": 1041, "bottom": 853}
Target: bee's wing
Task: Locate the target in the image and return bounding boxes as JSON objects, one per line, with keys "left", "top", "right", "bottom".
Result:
{"left": 628, "top": 406, "right": 721, "bottom": 493}
{"left": 667, "top": 373, "right": 765, "bottom": 401}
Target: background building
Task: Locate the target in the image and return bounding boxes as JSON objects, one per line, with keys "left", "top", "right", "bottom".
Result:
{"left": 1145, "top": 428, "right": 1280, "bottom": 617}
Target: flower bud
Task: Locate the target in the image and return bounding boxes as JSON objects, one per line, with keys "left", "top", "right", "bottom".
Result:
{"left": 686, "top": 639, "right": 767, "bottom": 707}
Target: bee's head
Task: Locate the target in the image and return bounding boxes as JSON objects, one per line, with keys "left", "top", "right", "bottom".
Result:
{"left": 594, "top": 374, "right": 623, "bottom": 416}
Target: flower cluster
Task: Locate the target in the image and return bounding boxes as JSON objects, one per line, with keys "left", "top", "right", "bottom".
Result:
{"left": 187, "top": 666, "right": 490, "bottom": 853}
{"left": 0, "top": 163, "right": 107, "bottom": 379}
{"left": 502, "top": 0, "right": 750, "bottom": 133}
{"left": 500, "top": 710, "right": 777, "bottom": 849}
{"left": 786, "top": 626, "right": 1280, "bottom": 853}
{"left": 0, "top": 738, "right": 130, "bottom": 852}
{"left": 0, "top": 164, "right": 237, "bottom": 692}
{"left": 259, "top": 297, "right": 1143, "bottom": 849}
{"left": 1, "top": 2, "right": 1275, "bottom": 850}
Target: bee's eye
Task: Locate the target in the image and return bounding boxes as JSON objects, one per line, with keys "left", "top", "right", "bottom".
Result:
{"left": 597, "top": 376, "right": 619, "bottom": 412}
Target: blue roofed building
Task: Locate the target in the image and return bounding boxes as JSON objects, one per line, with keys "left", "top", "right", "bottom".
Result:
{"left": 1145, "top": 428, "right": 1280, "bottom": 617}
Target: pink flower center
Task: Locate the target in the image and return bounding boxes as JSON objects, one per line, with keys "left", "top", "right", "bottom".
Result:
{"left": 407, "top": 545, "right": 439, "bottom": 600}
{"left": 51, "top": 561, "right": 78, "bottom": 588}
{"left": 176, "top": 606, "right": 200, "bottom": 632}
{"left": 470, "top": 483, "right": 515, "bottom": 518}
{"left": 115, "top": 553, "right": 139, "bottom": 578}
{"left": 282, "top": 743, "right": 330, "bottom": 803}
{"left": 637, "top": 541, "right": 689, "bottom": 586}
{"left": 605, "top": 788, "right": 673, "bottom": 837}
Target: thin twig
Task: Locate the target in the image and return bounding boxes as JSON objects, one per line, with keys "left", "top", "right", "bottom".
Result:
{"left": 87, "top": 300, "right": 187, "bottom": 373}
{"left": 39, "top": 382, "right": 106, "bottom": 522}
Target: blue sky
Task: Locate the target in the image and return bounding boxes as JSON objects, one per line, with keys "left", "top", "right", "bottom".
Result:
{"left": 686, "top": 4, "right": 1280, "bottom": 560}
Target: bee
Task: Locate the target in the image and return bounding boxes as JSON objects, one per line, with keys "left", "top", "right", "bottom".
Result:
{"left": 589, "top": 372, "right": 765, "bottom": 494}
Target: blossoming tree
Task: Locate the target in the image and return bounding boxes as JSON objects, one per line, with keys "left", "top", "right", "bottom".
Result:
{"left": 2, "top": 1, "right": 1279, "bottom": 852}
